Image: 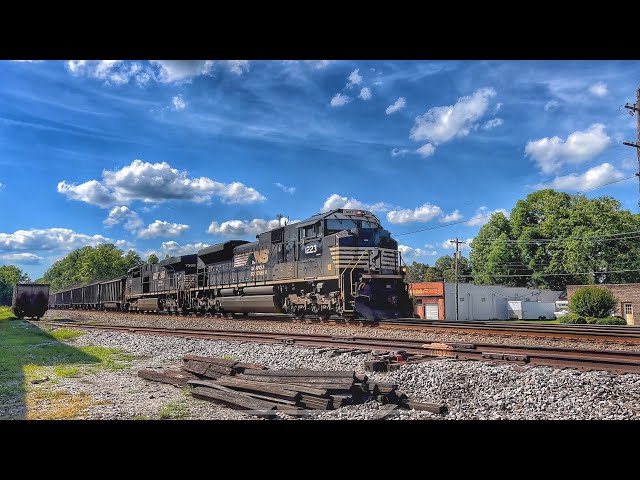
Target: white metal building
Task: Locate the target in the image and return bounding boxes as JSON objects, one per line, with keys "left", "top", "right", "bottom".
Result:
{"left": 443, "top": 284, "right": 563, "bottom": 321}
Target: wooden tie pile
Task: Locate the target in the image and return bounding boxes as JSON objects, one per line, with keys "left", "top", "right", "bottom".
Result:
{"left": 138, "top": 354, "right": 446, "bottom": 418}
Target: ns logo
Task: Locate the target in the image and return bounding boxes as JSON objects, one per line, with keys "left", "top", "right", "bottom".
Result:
{"left": 249, "top": 249, "right": 269, "bottom": 264}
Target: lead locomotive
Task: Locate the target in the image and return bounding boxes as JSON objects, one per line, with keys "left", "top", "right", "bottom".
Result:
{"left": 51, "top": 209, "right": 413, "bottom": 320}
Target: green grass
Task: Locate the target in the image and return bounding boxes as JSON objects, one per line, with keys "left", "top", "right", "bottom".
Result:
{"left": 158, "top": 400, "right": 189, "bottom": 420}
{"left": 50, "top": 328, "right": 85, "bottom": 341}
{"left": 0, "top": 306, "right": 15, "bottom": 320}
{"left": 132, "top": 415, "right": 152, "bottom": 420}
{"left": 0, "top": 315, "right": 133, "bottom": 418}
{"left": 222, "top": 354, "right": 236, "bottom": 361}
{"left": 506, "top": 318, "right": 561, "bottom": 324}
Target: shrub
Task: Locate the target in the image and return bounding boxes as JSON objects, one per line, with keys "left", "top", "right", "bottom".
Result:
{"left": 594, "top": 316, "right": 627, "bottom": 325}
{"left": 560, "top": 313, "right": 587, "bottom": 324}
{"left": 569, "top": 287, "right": 617, "bottom": 318}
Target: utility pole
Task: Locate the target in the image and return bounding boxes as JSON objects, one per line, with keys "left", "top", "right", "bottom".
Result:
{"left": 623, "top": 87, "right": 640, "bottom": 209}
{"left": 450, "top": 238, "right": 466, "bottom": 321}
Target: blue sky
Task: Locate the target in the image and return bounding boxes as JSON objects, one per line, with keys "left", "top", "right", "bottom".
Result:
{"left": 1, "top": 60, "right": 639, "bottom": 280}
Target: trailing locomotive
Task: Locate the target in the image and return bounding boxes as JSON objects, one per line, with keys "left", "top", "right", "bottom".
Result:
{"left": 50, "top": 209, "right": 413, "bottom": 320}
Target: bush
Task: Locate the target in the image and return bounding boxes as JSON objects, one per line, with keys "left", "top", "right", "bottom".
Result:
{"left": 570, "top": 287, "right": 617, "bottom": 318}
{"left": 560, "top": 313, "right": 587, "bottom": 324}
{"left": 594, "top": 316, "right": 627, "bottom": 325}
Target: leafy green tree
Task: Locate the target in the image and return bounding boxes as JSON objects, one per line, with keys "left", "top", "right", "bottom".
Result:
{"left": 434, "top": 255, "right": 472, "bottom": 283}
{"left": 43, "top": 244, "right": 142, "bottom": 291}
{"left": 0, "top": 265, "right": 30, "bottom": 305}
{"left": 470, "top": 190, "right": 640, "bottom": 290}
{"left": 570, "top": 286, "right": 617, "bottom": 318}
{"left": 148, "top": 254, "right": 159, "bottom": 265}
{"left": 405, "top": 262, "right": 430, "bottom": 282}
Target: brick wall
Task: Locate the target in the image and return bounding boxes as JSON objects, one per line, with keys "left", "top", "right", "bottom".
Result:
{"left": 566, "top": 284, "right": 640, "bottom": 323}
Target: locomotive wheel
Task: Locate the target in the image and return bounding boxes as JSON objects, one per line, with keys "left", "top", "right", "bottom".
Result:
{"left": 319, "top": 311, "right": 331, "bottom": 321}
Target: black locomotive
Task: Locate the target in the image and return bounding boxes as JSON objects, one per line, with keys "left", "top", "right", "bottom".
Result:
{"left": 50, "top": 209, "right": 413, "bottom": 320}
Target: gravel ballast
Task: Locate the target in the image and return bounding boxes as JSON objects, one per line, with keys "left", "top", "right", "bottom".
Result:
{"left": 24, "top": 317, "right": 640, "bottom": 420}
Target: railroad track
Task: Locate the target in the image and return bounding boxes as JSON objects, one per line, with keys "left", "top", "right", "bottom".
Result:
{"left": 41, "top": 320, "right": 640, "bottom": 375}
{"left": 46, "top": 308, "right": 640, "bottom": 344}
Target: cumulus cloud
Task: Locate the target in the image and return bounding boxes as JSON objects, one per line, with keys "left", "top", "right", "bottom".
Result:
{"left": 330, "top": 93, "right": 351, "bottom": 107}
{"left": 103, "top": 206, "right": 144, "bottom": 232}
{"left": 58, "top": 159, "right": 266, "bottom": 207}
{"left": 440, "top": 210, "right": 463, "bottom": 223}
{"left": 385, "top": 97, "right": 406, "bottom": 115}
{"left": 137, "top": 220, "right": 190, "bottom": 239}
{"left": 308, "top": 60, "right": 333, "bottom": 69}
{"left": 66, "top": 60, "right": 151, "bottom": 86}
{"left": 0, "top": 182, "right": 5, "bottom": 190}
{"left": 544, "top": 100, "right": 560, "bottom": 112}
{"left": 0, "top": 228, "right": 132, "bottom": 253}
{"left": 223, "top": 60, "right": 250, "bottom": 75}
{"left": 410, "top": 87, "right": 496, "bottom": 145}
{"left": 347, "top": 69, "right": 363, "bottom": 87}
{"left": 358, "top": 87, "right": 372, "bottom": 100}
{"left": 416, "top": 144, "right": 435, "bottom": 157}
{"left": 0, "top": 253, "right": 44, "bottom": 265}
{"left": 386, "top": 204, "right": 443, "bottom": 224}
{"left": 391, "top": 148, "right": 410, "bottom": 157}
{"left": 398, "top": 245, "right": 437, "bottom": 258}
{"left": 160, "top": 241, "right": 210, "bottom": 256}
{"left": 275, "top": 182, "right": 296, "bottom": 194}
{"left": 524, "top": 123, "right": 611, "bottom": 174}
{"left": 150, "top": 60, "right": 215, "bottom": 82}
{"left": 171, "top": 95, "right": 186, "bottom": 111}
{"left": 465, "top": 207, "right": 509, "bottom": 226}
{"left": 537, "top": 163, "right": 625, "bottom": 191}
{"left": 207, "top": 218, "right": 289, "bottom": 237}
{"left": 482, "top": 118, "right": 503, "bottom": 130}
{"left": 588, "top": 81, "right": 608, "bottom": 97}
{"left": 321, "top": 194, "right": 395, "bottom": 213}
{"left": 441, "top": 238, "right": 473, "bottom": 251}
{"left": 495, "top": 102, "right": 503, "bottom": 112}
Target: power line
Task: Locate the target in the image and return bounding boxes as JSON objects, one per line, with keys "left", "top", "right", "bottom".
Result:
{"left": 457, "top": 268, "right": 640, "bottom": 278}
{"left": 577, "top": 175, "right": 636, "bottom": 193}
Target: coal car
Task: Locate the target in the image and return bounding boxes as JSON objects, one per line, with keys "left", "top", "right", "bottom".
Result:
{"left": 12, "top": 283, "right": 50, "bottom": 320}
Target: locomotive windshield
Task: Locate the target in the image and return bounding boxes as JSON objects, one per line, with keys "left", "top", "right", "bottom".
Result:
{"left": 325, "top": 218, "right": 380, "bottom": 235}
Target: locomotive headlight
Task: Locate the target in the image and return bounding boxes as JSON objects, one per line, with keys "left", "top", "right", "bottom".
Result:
{"left": 401, "top": 266, "right": 408, "bottom": 274}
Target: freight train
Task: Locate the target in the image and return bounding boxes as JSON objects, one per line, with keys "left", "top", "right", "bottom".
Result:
{"left": 49, "top": 209, "right": 414, "bottom": 320}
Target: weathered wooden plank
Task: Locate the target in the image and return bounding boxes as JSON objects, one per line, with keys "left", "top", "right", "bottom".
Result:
{"left": 371, "top": 404, "right": 399, "bottom": 420}
{"left": 299, "top": 395, "right": 333, "bottom": 410}
{"left": 233, "top": 361, "right": 267, "bottom": 372}
{"left": 371, "top": 382, "right": 398, "bottom": 395}
{"left": 214, "top": 377, "right": 301, "bottom": 402}
{"left": 182, "top": 360, "right": 210, "bottom": 376}
{"left": 406, "top": 400, "right": 447, "bottom": 415}
{"left": 137, "top": 369, "right": 197, "bottom": 387}
{"left": 191, "top": 386, "right": 278, "bottom": 411}
{"left": 243, "top": 369, "right": 354, "bottom": 379}
{"left": 183, "top": 355, "right": 237, "bottom": 367}
{"left": 204, "top": 364, "right": 236, "bottom": 377}
{"left": 240, "top": 374, "right": 354, "bottom": 386}
{"left": 331, "top": 395, "right": 352, "bottom": 407}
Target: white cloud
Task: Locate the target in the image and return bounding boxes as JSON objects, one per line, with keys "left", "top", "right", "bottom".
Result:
{"left": 171, "top": 95, "right": 186, "bottom": 111}
{"left": 359, "top": 87, "right": 372, "bottom": 100}
{"left": 222, "top": 60, "right": 250, "bottom": 75}
{"left": 0, "top": 228, "right": 132, "bottom": 253}
{"left": 391, "top": 148, "right": 410, "bottom": 157}
{"left": 309, "top": 60, "right": 333, "bottom": 69}
{"left": 137, "top": 220, "right": 190, "bottom": 239}
{"left": 482, "top": 118, "right": 503, "bottom": 130}
{"left": 57, "top": 179, "right": 116, "bottom": 208}
{"left": 66, "top": 60, "right": 151, "bottom": 86}
{"left": 207, "top": 218, "right": 287, "bottom": 237}
{"left": 0, "top": 182, "right": 4, "bottom": 190}
{"left": 537, "top": 163, "right": 625, "bottom": 191}
{"left": 588, "top": 81, "right": 608, "bottom": 97}
{"left": 386, "top": 203, "right": 443, "bottom": 224}
{"left": 621, "top": 158, "right": 637, "bottom": 172}
{"left": 385, "top": 97, "right": 406, "bottom": 115}
{"left": 275, "top": 182, "right": 296, "bottom": 194}
{"left": 0, "top": 253, "right": 44, "bottom": 265}
{"left": 160, "top": 241, "right": 209, "bottom": 256}
{"left": 321, "top": 194, "right": 395, "bottom": 213}
{"left": 103, "top": 206, "right": 144, "bottom": 232}
{"left": 150, "top": 60, "right": 215, "bottom": 83}
{"left": 398, "top": 245, "right": 437, "bottom": 258}
{"left": 465, "top": 207, "right": 509, "bottom": 226}
{"left": 440, "top": 210, "right": 462, "bottom": 223}
{"left": 58, "top": 159, "right": 266, "bottom": 207}
{"left": 330, "top": 93, "right": 351, "bottom": 107}
{"left": 347, "top": 69, "right": 363, "bottom": 87}
{"left": 416, "top": 143, "right": 435, "bottom": 157}
{"left": 441, "top": 238, "right": 473, "bottom": 251}
{"left": 410, "top": 87, "right": 496, "bottom": 144}
{"left": 524, "top": 123, "right": 611, "bottom": 174}
{"left": 495, "top": 102, "right": 503, "bottom": 112}
{"left": 544, "top": 100, "right": 560, "bottom": 112}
